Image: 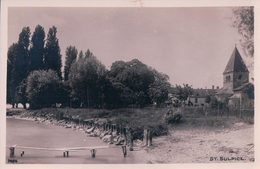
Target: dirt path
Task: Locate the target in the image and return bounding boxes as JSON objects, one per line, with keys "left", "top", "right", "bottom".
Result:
{"left": 135, "top": 122, "right": 254, "bottom": 163}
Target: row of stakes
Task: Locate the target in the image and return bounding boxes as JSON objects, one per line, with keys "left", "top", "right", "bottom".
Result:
{"left": 86, "top": 121, "right": 153, "bottom": 148}
{"left": 8, "top": 145, "right": 127, "bottom": 163}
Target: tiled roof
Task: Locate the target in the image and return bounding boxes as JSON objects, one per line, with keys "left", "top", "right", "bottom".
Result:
{"left": 223, "top": 47, "right": 249, "bottom": 74}
{"left": 216, "top": 87, "right": 233, "bottom": 95}
{"left": 233, "top": 82, "right": 254, "bottom": 91}
{"left": 191, "top": 88, "right": 217, "bottom": 97}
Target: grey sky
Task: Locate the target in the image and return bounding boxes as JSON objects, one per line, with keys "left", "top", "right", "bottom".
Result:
{"left": 8, "top": 7, "right": 245, "bottom": 88}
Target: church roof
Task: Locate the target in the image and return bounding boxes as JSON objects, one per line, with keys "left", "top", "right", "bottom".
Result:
{"left": 190, "top": 88, "right": 217, "bottom": 98}
{"left": 216, "top": 87, "right": 233, "bottom": 95}
{"left": 233, "top": 82, "right": 254, "bottom": 92}
{"left": 223, "top": 47, "right": 249, "bottom": 74}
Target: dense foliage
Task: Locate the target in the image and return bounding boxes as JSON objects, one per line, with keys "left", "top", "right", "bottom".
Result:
{"left": 7, "top": 27, "right": 31, "bottom": 108}
{"left": 64, "top": 46, "right": 78, "bottom": 81}
{"left": 26, "top": 70, "right": 61, "bottom": 109}
{"left": 7, "top": 25, "right": 172, "bottom": 109}
{"left": 233, "top": 7, "right": 254, "bottom": 58}
{"left": 68, "top": 50, "right": 107, "bottom": 108}
{"left": 175, "top": 84, "right": 193, "bottom": 102}
{"left": 7, "top": 25, "right": 62, "bottom": 108}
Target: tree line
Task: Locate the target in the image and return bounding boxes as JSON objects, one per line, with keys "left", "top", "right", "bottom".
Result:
{"left": 7, "top": 25, "right": 171, "bottom": 109}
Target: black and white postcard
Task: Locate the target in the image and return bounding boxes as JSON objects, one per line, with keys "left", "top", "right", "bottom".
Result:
{"left": 0, "top": 0, "right": 259, "bottom": 169}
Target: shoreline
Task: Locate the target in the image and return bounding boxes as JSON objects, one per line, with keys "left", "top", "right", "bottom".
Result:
{"left": 6, "top": 109, "right": 254, "bottom": 163}
{"left": 6, "top": 117, "right": 148, "bottom": 164}
{"left": 6, "top": 112, "right": 149, "bottom": 160}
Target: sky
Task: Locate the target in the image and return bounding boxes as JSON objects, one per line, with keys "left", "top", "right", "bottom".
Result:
{"left": 8, "top": 7, "right": 249, "bottom": 89}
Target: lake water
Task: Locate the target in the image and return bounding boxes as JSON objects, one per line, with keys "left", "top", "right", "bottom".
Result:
{"left": 6, "top": 118, "right": 144, "bottom": 164}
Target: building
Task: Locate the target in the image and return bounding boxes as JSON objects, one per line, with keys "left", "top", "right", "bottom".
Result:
{"left": 187, "top": 87, "right": 218, "bottom": 106}
{"left": 229, "top": 82, "right": 254, "bottom": 109}
{"left": 216, "top": 46, "right": 254, "bottom": 109}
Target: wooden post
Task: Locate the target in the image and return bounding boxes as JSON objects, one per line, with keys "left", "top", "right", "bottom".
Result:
{"left": 143, "top": 129, "right": 148, "bottom": 146}
{"left": 107, "top": 124, "right": 110, "bottom": 131}
{"left": 105, "top": 123, "right": 107, "bottom": 131}
{"left": 90, "top": 149, "right": 96, "bottom": 158}
{"left": 147, "top": 129, "right": 153, "bottom": 147}
{"left": 116, "top": 125, "right": 119, "bottom": 134}
{"left": 114, "top": 125, "right": 117, "bottom": 132}
{"left": 239, "top": 96, "right": 242, "bottom": 118}
{"left": 120, "top": 125, "right": 123, "bottom": 135}
{"left": 129, "top": 129, "right": 134, "bottom": 151}
{"left": 123, "top": 128, "right": 127, "bottom": 145}
{"left": 217, "top": 102, "right": 220, "bottom": 117}
{"left": 20, "top": 151, "right": 24, "bottom": 157}
{"left": 9, "top": 147, "right": 15, "bottom": 158}
{"left": 122, "top": 145, "right": 127, "bottom": 157}
{"left": 111, "top": 124, "right": 114, "bottom": 132}
{"left": 110, "top": 133, "right": 114, "bottom": 144}
{"left": 103, "top": 123, "right": 106, "bottom": 131}
{"left": 109, "top": 124, "right": 112, "bottom": 131}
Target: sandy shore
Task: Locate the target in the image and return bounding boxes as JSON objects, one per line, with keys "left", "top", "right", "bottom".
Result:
{"left": 134, "top": 120, "right": 254, "bottom": 163}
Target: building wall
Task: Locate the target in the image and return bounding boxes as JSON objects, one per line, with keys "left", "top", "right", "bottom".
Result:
{"left": 233, "top": 72, "right": 249, "bottom": 89}
{"left": 223, "top": 72, "right": 234, "bottom": 91}
{"left": 241, "top": 92, "right": 254, "bottom": 109}
{"left": 189, "top": 97, "right": 207, "bottom": 106}
{"left": 223, "top": 71, "right": 249, "bottom": 91}
{"left": 228, "top": 92, "right": 254, "bottom": 109}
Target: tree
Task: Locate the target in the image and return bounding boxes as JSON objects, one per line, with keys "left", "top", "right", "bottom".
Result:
{"left": 148, "top": 70, "right": 171, "bottom": 107}
{"left": 68, "top": 50, "right": 106, "bottom": 108}
{"left": 205, "top": 95, "right": 211, "bottom": 104}
{"left": 64, "top": 46, "right": 78, "bottom": 81}
{"left": 17, "top": 27, "right": 31, "bottom": 83}
{"left": 7, "top": 43, "right": 20, "bottom": 107}
{"left": 26, "top": 70, "right": 61, "bottom": 109}
{"left": 175, "top": 84, "right": 193, "bottom": 102}
{"left": 29, "top": 25, "right": 45, "bottom": 71}
{"left": 18, "top": 27, "right": 31, "bottom": 51}
{"left": 7, "top": 27, "right": 31, "bottom": 108}
{"left": 78, "top": 50, "right": 84, "bottom": 60}
{"left": 85, "top": 49, "right": 94, "bottom": 59}
{"left": 233, "top": 7, "right": 254, "bottom": 58}
{"left": 108, "top": 59, "right": 172, "bottom": 107}
{"left": 15, "top": 79, "right": 27, "bottom": 109}
{"left": 103, "top": 78, "right": 135, "bottom": 108}
{"left": 44, "top": 26, "right": 62, "bottom": 79}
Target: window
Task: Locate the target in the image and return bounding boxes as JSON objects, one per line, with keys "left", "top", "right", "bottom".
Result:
{"left": 195, "top": 98, "right": 198, "bottom": 103}
{"left": 226, "top": 75, "right": 231, "bottom": 82}
{"left": 238, "top": 74, "right": 242, "bottom": 80}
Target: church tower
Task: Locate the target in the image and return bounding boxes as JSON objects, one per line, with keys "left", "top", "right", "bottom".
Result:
{"left": 223, "top": 46, "right": 249, "bottom": 92}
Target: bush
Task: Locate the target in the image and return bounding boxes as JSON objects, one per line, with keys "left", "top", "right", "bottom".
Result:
{"left": 164, "top": 109, "right": 182, "bottom": 124}
{"left": 151, "top": 124, "right": 168, "bottom": 136}
{"left": 26, "top": 70, "right": 61, "bottom": 109}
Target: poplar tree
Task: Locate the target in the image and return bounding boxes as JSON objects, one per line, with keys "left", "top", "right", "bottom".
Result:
{"left": 64, "top": 46, "right": 78, "bottom": 81}
{"left": 7, "top": 27, "right": 31, "bottom": 108}
{"left": 44, "top": 26, "right": 62, "bottom": 79}
{"left": 29, "top": 25, "right": 45, "bottom": 71}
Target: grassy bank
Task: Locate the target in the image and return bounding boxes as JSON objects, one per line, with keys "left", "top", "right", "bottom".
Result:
{"left": 7, "top": 107, "right": 169, "bottom": 137}
{"left": 6, "top": 106, "right": 253, "bottom": 138}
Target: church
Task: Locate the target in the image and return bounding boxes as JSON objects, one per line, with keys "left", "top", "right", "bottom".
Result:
{"left": 216, "top": 46, "right": 254, "bottom": 109}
